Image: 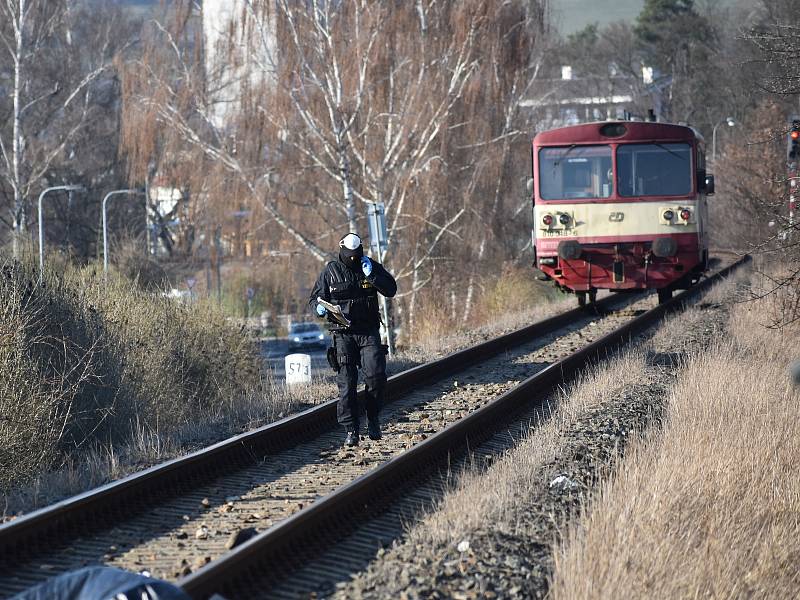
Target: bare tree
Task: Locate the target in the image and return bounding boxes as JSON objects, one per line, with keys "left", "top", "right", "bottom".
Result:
{"left": 121, "top": 2, "right": 330, "bottom": 261}
{"left": 248, "top": 0, "right": 548, "bottom": 329}
{"left": 0, "top": 0, "right": 119, "bottom": 256}
{"left": 270, "top": 0, "right": 482, "bottom": 319}
{"left": 456, "top": 2, "right": 550, "bottom": 322}
{"left": 735, "top": 1, "right": 800, "bottom": 325}
{"left": 121, "top": 0, "right": 548, "bottom": 333}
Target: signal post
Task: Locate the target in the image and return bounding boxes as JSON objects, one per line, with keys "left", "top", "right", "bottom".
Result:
{"left": 787, "top": 118, "right": 799, "bottom": 238}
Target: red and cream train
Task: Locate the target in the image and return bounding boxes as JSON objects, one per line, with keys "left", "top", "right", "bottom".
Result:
{"left": 531, "top": 121, "right": 713, "bottom": 305}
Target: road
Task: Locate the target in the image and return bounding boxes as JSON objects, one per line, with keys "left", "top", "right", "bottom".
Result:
{"left": 259, "top": 338, "right": 331, "bottom": 381}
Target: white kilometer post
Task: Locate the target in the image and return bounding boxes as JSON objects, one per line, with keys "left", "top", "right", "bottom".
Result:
{"left": 285, "top": 353, "right": 312, "bottom": 386}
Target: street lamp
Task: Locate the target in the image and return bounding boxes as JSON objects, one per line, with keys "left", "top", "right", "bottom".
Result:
{"left": 38, "top": 185, "right": 86, "bottom": 280}
{"left": 103, "top": 188, "right": 146, "bottom": 274}
{"left": 712, "top": 117, "right": 735, "bottom": 164}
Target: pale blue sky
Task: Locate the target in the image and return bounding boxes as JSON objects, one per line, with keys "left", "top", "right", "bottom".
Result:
{"left": 553, "top": 0, "right": 741, "bottom": 35}
{"left": 551, "top": 0, "right": 645, "bottom": 34}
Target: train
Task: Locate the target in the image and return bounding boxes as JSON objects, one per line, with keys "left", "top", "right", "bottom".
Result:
{"left": 530, "top": 120, "right": 713, "bottom": 305}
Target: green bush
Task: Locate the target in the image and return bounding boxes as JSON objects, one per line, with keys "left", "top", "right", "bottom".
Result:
{"left": 0, "top": 256, "right": 261, "bottom": 492}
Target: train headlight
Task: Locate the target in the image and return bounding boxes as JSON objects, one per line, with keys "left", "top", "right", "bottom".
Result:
{"left": 680, "top": 209, "right": 691, "bottom": 221}
{"left": 542, "top": 214, "right": 554, "bottom": 226}
{"left": 558, "top": 213, "right": 571, "bottom": 225}
{"left": 662, "top": 209, "right": 674, "bottom": 221}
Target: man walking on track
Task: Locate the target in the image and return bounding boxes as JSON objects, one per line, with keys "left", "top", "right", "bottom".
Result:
{"left": 309, "top": 233, "right": 397, "bottom": 447}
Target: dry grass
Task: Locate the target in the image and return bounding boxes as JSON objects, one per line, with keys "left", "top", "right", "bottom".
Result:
{"left": 4, "top": 378, "right": 336, "bottom": 514}
{"left": 551, "top": 277, "right": 800, "bottom": 599}
{"left": 404, "top": 269, "right": 576, "bottom": 361}
{"left": 337, "top": 274, "right": 740, "bottom": 588}
{"left": 399, "top": 347, "right": 650, "bottom": 549}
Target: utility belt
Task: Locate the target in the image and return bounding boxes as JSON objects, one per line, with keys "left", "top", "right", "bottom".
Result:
{"left": 326, "top": 332, "right": 388, "bottom": 373}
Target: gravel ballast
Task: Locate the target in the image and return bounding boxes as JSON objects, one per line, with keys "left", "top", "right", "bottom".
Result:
{"left": 333, "top": 292, "right": 735, "bottom": 599}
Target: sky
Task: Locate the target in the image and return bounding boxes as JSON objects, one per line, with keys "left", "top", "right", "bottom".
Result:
{"left": 553, "top": 0, "right": 743, "bottom": 34}
{"left": 109, "top": 0, "right": 740, "bottom": 36}
{"left": 551, "top": 0, "right": 644, "bottom": 34}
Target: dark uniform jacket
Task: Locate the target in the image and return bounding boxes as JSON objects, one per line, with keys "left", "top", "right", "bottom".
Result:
{"left": 308, "top": 258, "right": 397, "bottom": 333}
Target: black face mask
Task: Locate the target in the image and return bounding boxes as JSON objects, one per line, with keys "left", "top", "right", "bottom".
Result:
{"left": 339, "top": 246, "right": 364, "bottom": 270}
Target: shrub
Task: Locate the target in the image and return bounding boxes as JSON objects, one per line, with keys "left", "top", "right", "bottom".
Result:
{"left": 406, "top": 264, "right": 561, "bottom": 352}
{"left": 111, "top": 237, "right": 170, "bottom": 291}
{"left": 480, "top": 264, "right": 560, "bottom": 319}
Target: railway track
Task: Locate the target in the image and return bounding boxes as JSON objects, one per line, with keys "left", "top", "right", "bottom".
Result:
{"left": 0, "top": 255, "right": 748, "bottom": 598}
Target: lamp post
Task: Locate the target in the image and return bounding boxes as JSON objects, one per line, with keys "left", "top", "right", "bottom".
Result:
{"left": 712, "top": 117, "right": 735, "bottom": 164}
{"left": 38, "top": 185, "right": 86, "bottom": 280}
{"left": 103, "top": 188, "right": 146, "bottom": 274}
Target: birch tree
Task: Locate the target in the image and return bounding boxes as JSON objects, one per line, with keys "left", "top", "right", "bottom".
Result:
{"left": 121, "top": 0, "right": 547, "bottom": 332}
{"left": 269, "top": 0, "right": 549, "bottom": 328}
{"left": 270, "top": 0, "right": 480, "bottom": 301}
{"left": 0, "top": 0, "right": 118, "bottom": 256}
{"left": 122, "top": 0, "right": 478, "bottom": 265}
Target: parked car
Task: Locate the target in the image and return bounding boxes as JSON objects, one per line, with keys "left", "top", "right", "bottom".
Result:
{"left": 288, "top": 322, "right": 327, "bottom": 351}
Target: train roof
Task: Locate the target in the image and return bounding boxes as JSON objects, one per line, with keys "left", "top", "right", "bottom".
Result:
{"left": 534, "top": 121, "right": 704, "bottom": 145}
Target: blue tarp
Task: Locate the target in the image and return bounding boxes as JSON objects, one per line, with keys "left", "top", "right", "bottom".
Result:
{"left": 12, "top": 566, "right": 191, "bottom": 600}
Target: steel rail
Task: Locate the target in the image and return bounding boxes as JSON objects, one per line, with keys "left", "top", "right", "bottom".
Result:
{"left": 0, "top": 293, "right": 625, "bottom": 561}
{"left": 179, "top": 255, "right": 751, "bottom": 599}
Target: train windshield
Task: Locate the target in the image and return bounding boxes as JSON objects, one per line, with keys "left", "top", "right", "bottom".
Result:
{"left": 538, "top": 145, "right": 613, "bottom": 200}
{"left": 617, "top": 143, "right": 692, "bottom": 197}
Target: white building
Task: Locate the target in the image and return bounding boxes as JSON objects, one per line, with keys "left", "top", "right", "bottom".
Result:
{"left": 522, "top": 63, "right": 663, "bottom": 131}
{"left": 202, "top": 0, "right": 278, "bottom": 128}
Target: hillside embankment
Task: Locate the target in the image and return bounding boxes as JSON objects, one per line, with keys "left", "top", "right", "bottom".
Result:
{"left": 334, "top": 269, "right": 799, "bottom": 599}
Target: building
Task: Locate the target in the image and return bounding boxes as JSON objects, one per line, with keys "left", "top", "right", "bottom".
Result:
{"left": 523, "top": 63, "right": 665, "bottom": 131}
{"left": 202, "top": 0, "right": 278, "bottom": 128}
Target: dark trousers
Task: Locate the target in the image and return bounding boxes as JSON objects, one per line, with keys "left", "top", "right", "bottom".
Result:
{"left": 334, "top": 330, "right": 386, "bottom": 427}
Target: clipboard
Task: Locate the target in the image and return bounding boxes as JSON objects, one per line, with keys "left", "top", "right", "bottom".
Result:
{"left": 317, "top": 297, "right": 351, "bottom": 327}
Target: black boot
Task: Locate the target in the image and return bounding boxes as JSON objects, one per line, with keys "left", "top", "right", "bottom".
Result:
{"left": 344, "top": 424, "right": 360, "bottom": 447}
{"left": 367, "top": 418, "right": 382, "bottom": 441}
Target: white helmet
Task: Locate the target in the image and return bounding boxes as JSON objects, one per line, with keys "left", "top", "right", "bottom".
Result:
{"left": 339, "top": 233, "right": 361, "bottom": 250}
